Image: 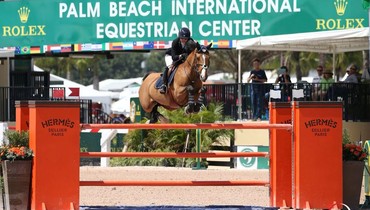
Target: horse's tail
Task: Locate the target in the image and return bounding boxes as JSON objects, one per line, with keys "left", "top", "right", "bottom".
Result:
{"left": 142, "top": 72, "right": 152, "bottom": 81}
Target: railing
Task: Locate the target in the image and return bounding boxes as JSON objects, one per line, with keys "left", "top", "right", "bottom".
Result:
{"left": 204, "top": 82, "right": 370, "bottom": 122}
{"left": 0, "top": 87, "right": 95, "bottom": 123}
{"left": 2, "top": 82, "right": 370, "bottom": 123}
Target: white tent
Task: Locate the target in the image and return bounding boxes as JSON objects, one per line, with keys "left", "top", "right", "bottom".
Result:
{"left": 235, "top": 27, "right": 370, "bottom": 120}
{"left": 236, "top": 28, "right": 369, "bottom": 53}
{"left": 111, "top": 96, "right": 134, "bottom": 115}
{"left": 34, "top": 66, "right": 113, "bottom": 113}
{"left": 89, "top": 78, "right": 142, "bottom": 92}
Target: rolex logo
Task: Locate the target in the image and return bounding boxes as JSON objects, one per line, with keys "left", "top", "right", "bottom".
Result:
{"left": 18, "top": 7, "right": 30, "bottom": 23}
{"left": 334, "top": 0, "right": 348, "bottom": 16}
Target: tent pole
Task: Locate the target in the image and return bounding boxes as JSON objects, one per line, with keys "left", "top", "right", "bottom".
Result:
{"left": 333, "top": 52, "right": 336, "bottom": 81}
{"left": 237, "top": 50, "right": 242, "bottom": 121}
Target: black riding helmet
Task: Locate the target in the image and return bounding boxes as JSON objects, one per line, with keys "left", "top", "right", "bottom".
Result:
{"left": 178, "top": 27, "right": 191, "bottom": 38}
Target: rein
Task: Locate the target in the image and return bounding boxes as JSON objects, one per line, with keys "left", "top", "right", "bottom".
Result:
{"left": 182, "top": 51, "right": 200, "bottom": 83}
{"left": 183, "top": 50, "right": 208, "bottom": 83}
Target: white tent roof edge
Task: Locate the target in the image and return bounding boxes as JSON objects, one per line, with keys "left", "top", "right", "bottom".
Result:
{"left": 236, "top": 28, "right": 370, "bottom": 53}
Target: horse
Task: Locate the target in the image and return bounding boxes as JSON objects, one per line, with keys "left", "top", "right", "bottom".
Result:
{"left": 139, "top": 43, "right": 212, "bottom": 123}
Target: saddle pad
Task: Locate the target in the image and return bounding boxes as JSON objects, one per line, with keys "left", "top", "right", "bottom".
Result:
{"left": 155, "top": 67, "right": 178, "bottom": 89}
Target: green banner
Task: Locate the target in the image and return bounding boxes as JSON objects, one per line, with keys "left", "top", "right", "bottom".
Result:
{"left": 0, "top": 0, "right": 367, "bottom": 51}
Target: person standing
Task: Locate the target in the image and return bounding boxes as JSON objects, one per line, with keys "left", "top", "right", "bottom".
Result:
{"left": 319, "top": 70, "right": 335, "bottom": 100}
{"left": 274, "top": 66, "right": 292, "bottom": 101}
{"left": 312, "top": 65, "right": 324, "bottom": 100}
{"left": 312, "top": 65, "right": 324, "bottom": 83}
{"left": 344, "top": 64, "right": 359, "bottom": 83}
{"left": 247, "top": 58, "right": 267, "bottom": 121}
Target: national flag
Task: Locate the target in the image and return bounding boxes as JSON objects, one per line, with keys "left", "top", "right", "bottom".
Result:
{"left": 363, "top": 0, "right": 370, "bottom": 9}
{"left": 73, "top": 44, "right": 82, "bottom": 52}
{"left": 61, "top": 44, "right": 72, "bottom": 52}
{"left": 14, "top": 47, "right": 21, "bottom": 55}
{"left": 52, "top": 89, "right": 65, "bottom": 98}
{"left": 217, "top": 40, "right": 231, "bottom": 48}
{"left": 21, "top": 46, "right": 30, "bottom": 54}
{"left": 122, "top": 42, "right": 134, "bottom": 50}
{"left": 133, "top": 41, "right": 144, "bottom": 49}
{"left": 199, "top": 40, "right": 209, "bottom": 46}
{"left": 47, "top": 45, "right": 61, "bottom": 53}
{"left": 110, "top": 42, "right": 123, "bottom": 50}
{"left": 67, "top": 87, "right": 80, "bottom": 97}
{"left": 154, "top": 41, "right": 166, "bottom": 49}
{"left": 91, "top": 44, "right": 102, "bottom": 51}
{"left": 144, "top": 41, "right": 154, "bottom": 49}
{"left": 43, "top": 45, "right": 49, "bottom": 53}
{"left": 81, "top": 43, "right": 92, "bottom": 51}
{"left": 30, "top": 46, "right": 41, "bottom": 54}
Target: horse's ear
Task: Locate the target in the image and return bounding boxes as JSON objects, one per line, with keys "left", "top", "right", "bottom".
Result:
{"left": 207, "top": 43, "right": 212, "bottom": 50}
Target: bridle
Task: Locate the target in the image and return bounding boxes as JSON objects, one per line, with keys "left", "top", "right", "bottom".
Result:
{"left": 184, "top": 47, "right": 210, "bottom": 83}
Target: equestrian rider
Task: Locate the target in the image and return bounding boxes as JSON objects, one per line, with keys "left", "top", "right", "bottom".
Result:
{"left": 159, "top": 27, "right": 200, "bottom": 94}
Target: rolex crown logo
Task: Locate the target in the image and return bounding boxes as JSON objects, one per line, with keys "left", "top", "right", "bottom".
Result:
{"left": 334, "top": 0, "right": 348, "bottom": 16}
{"left": 18, "top": 6, "right": 30, "bottom": 23}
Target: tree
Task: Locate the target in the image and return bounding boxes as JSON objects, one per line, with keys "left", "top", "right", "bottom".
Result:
{"left": 145, "top": 51, "right": 165, "bottom": 73}
{"left": 210, "top": 49, "right": 279, "bottom": 82}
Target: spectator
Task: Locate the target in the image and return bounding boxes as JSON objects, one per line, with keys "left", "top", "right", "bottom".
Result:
{"left": 319, "top": 70, "right": 334, "bottom": 100}
{"left": 312, "top": 65, "right": 324, "bottom": 83}
{"left": 361, "top": 67, "right": 370, "bottom": 83}
{"left": 274, "top": 66, "right": 292, "bottom": 101}
{"left": 247, "top": 58, "right": 267, "bottom": 121}
{"left": 312, "top": 65, "right": 324, "bottom": 100}
{"left": 344, "top": 64, "right": 359, "bottom": 83}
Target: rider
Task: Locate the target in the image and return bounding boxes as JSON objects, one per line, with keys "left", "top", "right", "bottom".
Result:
{"left": 159, "top": 27, "right": 199, "bottom": 94}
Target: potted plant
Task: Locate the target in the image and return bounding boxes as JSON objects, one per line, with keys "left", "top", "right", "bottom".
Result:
{"left": 0, "top": 130, "right": 33, "bottom": 210}
{"left": 342, "top": 130, "right": 367, "bottom": 210}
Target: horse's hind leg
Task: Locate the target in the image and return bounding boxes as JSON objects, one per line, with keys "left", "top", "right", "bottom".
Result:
{"left": 149, "top": 105, "right": 160, "bottom": 123}
{"left": 194, "top": 86, "right": 207, "bottom": 113}
{"left": 148, "top": 105, "right": 170, "bottom": 124}
{"left": 184, "top": 85, "right": 195, "bottom": 114}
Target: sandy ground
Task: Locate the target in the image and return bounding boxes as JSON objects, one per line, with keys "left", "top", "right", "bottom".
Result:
{"left": 79, "top": 166, "right": 367, "bottom": 208}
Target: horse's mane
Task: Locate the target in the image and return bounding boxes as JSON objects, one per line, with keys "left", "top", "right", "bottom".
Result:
{"left": 185, "top": 40, "right": 197, "bottom": 53}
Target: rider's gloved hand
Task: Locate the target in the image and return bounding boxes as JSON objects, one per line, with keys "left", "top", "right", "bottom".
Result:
{"left": 179, "top": 53, "right": 187, "bottom": 60}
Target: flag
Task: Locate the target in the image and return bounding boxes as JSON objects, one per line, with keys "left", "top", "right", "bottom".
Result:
{"left": 68, "top": 87, "right": 80, "bottom": 97}
{"left": 110, "top": 42, "right": 123, "bottom": 50}
{"left": 91, "top": 44, "right": 102, "bottom": 51}
{"left": 61, "top": 44, "right": 72, "bottom": 52}
{"left": 30, "top": 46, "right": 41, "bottom": 54}
{"left": 154, "top": 41, "right": 166, "bottom": 49}
{"left": 144, "top": 41, "right": 154, "bottom": 49}
{"left": 363, "top": 0, "right": 370, "bottom": 9}
{"left": 122, "top": 42, "right": 134, "bottom": 50}
{"left": 21, "top": 46, "right": 30, "bottom": 54}
{"left": 73, "top": 44, "right": 81, "bottom": 52}
{"left": 133, "top": 41, "right": 144, "bottom": 49}
{"left": 15, "top": 47, "right": 21, "bottom": 54}
{"left": 52, "top": 89, "right": 65, "bottom": 98}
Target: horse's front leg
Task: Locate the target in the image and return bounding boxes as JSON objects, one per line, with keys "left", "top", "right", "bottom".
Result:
{"left": 194, "top": 86, "right": 207, "bottom": 113}
{"left": 184, "top": 85, "right": 195, "bottom": 114}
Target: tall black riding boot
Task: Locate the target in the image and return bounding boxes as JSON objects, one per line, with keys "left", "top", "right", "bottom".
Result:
{"left": 159, "top": 67, "right": 169, "bottom": 94}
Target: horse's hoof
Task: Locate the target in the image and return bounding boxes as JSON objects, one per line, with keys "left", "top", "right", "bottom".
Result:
{"left": 184, "top": 105, "right": 194, "bottom": 114}
{"left": 193, "top": 105, "right": 200, "bottom": 113}
{"left": 145, "top": 120, "right": 151, "bottom": 124}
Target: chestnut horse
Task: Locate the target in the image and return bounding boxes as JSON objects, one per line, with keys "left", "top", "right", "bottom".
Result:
{"left": 139, "top": 43, "right": 212, "bottom": 123}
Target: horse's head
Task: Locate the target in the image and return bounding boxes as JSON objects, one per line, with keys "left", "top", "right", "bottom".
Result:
{"left": 195, "top": 43, "right": 212, "bottom": 82}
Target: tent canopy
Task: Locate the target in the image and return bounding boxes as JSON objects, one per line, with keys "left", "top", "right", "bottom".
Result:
{"left": 236, "top": 28, "right": 369, "bottom": 53}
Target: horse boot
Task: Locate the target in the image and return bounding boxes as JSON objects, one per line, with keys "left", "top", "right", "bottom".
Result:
{"left": 159, "top": 67, "right": 169, "bottom": 94}
{"left": 194, "top": 86, "right": 207, "bottom": 113}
